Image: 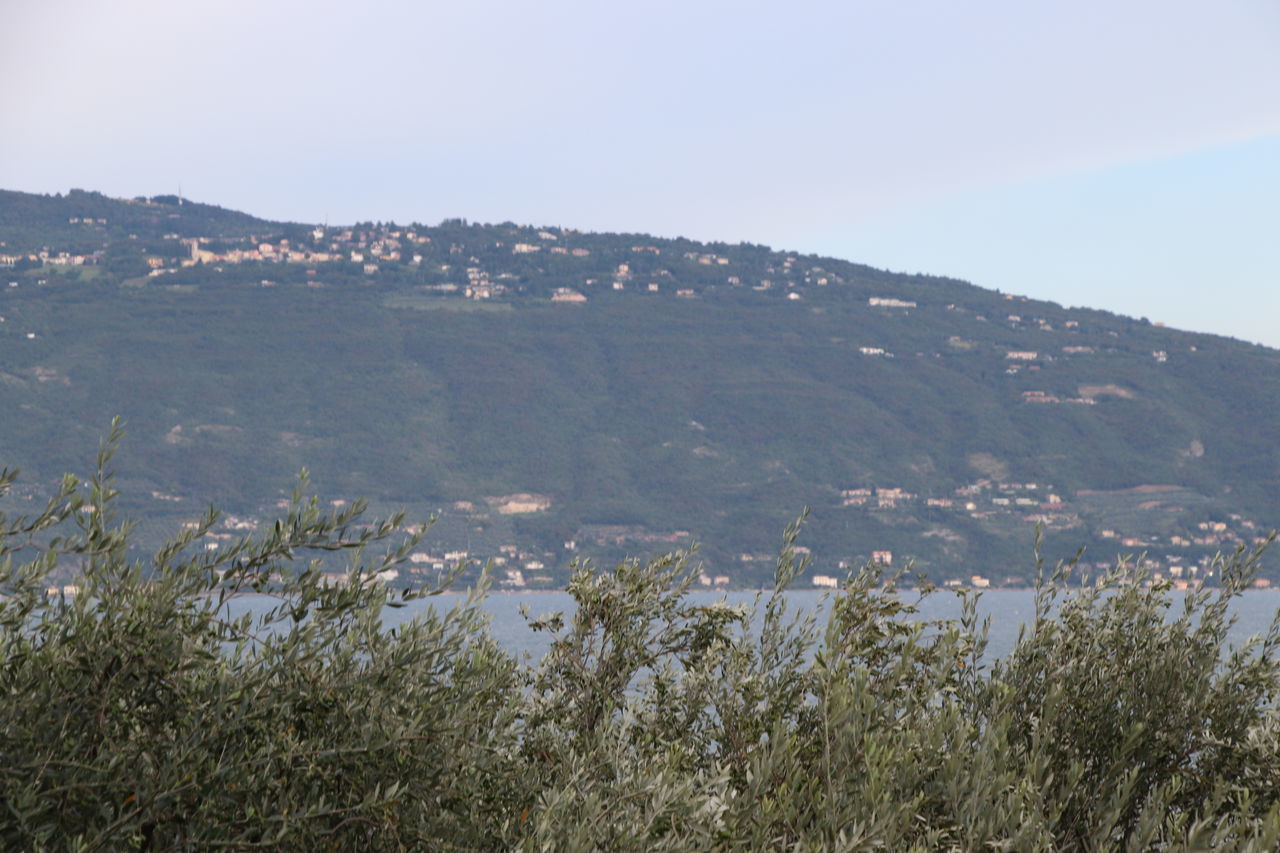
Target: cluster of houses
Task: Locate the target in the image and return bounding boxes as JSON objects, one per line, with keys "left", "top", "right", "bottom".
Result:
{"left": 186, "top": 225, "right": 437, "bottom": 269}
{"left": 3, "top": 219, "right": 862, "bottom": 310}
{"left": 1, "top": 248, "right": 102, "bottom": 267}
{"left": 175, "top": 503, "right": 563, "bottom": 590}
{"left": 840, "top": 481, "right": 1071, "bottom": 519}
{"left": 828, "top": 477, "right": 1270, "bottom": 589}
{"left": 1021, "top": 390, "right": 1098, "bottom": 405}
{"left": 143, "top": 459, "right": 1268, "bottom": 593}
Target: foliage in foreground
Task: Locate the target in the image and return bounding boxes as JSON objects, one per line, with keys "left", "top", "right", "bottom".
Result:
{"left": 4, "top": 434, "right": 1280, "bottom": 850}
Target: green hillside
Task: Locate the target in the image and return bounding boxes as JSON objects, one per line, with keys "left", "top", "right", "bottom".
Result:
{"left": 1, "top": 188, "right": 1276, "bottom": 585}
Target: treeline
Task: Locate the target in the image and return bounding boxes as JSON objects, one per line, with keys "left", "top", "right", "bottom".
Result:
{"left": 0, "top": 189, "right": 279, "bottom": 254}
{"left": 4, "top": 433, "right": 1280, "bottom": 849}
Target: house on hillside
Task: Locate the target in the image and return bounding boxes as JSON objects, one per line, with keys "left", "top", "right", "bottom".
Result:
{"left": 552, "top": 287, "right": 586, "bottom": 303}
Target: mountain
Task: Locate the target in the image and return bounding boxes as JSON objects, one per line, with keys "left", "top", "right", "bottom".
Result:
{"left": 1, "top": 188, "right": 1276, "bottom": 586}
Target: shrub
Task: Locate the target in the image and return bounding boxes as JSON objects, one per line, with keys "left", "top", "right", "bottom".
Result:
{"left": 0, "top": 425, "right": 522, "bottom": 849}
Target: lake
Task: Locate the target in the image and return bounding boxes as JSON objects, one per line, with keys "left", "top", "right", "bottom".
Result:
{"left": 366, "top": 587, "right": 1280, "bottom": 664}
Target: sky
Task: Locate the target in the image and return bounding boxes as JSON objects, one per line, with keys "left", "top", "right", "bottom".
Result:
{"left": 3, "top": 0, "right": 1278, "bottom": 345}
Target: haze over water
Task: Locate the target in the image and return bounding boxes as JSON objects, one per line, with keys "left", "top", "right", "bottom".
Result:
{"left": 378, "top": 588, "right": 1280, "bottom": 663}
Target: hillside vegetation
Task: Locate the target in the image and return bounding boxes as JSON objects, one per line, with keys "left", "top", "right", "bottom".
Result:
{"left": 2, "top": 189, "right": 1278, "bottom": 584}
{"left": 4, "top": 446, "right": 1280, "bottom": 849}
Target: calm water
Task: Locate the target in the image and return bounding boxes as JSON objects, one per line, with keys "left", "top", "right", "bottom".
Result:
{"left": 363, "top": 588, "right": 1280, "bottom": 664}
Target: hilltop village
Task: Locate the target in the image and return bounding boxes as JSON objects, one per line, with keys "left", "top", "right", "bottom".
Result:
{"left": 4, "top": 193, "right": 1206, "bottom": 370}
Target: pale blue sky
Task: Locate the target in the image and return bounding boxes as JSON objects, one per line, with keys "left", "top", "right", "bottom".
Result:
{"left": 3, "top": 0, "right": 1277, "bottom": 345}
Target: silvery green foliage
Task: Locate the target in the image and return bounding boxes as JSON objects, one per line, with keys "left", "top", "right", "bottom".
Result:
{"left": 1, "top": 423, "right": 523, "bottom": 849}
{"left": 516, "top": 520, "right": 1280, "bottom": 850}
{"left": 4, "top": 430, "right": 1280, "bottom": 849}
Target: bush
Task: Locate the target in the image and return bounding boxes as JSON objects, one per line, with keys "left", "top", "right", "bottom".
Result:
{"left": 0, "top": 425, "right": 522, "bottom": 849}
{"left": 3, "top": 431, "right": 1280, "bottom": 849}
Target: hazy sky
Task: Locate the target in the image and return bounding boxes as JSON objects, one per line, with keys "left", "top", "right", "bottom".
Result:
{"left": 3, "top": 0, "right": 1278, "bottom": 345}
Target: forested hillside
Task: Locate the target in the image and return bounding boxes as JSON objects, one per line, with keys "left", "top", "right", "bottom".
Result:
{"left": 2, "top": 188, "right": 1277, "bottom": 585}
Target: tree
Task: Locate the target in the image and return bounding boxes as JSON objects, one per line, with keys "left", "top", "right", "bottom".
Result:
{"left": 1, "top": 422, "right": 522, "bottom": 849}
